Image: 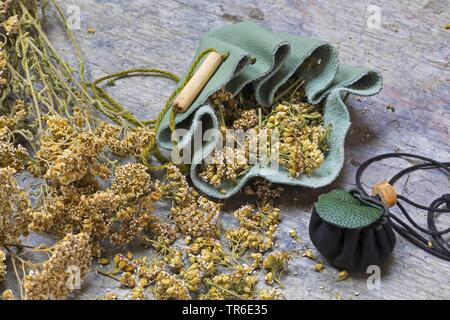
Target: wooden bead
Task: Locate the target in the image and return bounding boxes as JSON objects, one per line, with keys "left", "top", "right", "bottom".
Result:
{"left": 372, "top": 181, "right": 397, "bottom": 208}
{"left": 173, "top": 52, "right": 223, "bottom": 113}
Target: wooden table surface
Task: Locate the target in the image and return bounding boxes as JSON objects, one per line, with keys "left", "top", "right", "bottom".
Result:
{"left": 4, "top": 0, "right": 449, "bottom": 300}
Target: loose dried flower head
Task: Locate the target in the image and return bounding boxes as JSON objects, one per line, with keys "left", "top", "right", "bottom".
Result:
{"left": 200, "top": 146, "right": 249, "bottom": 187}
{"left": 202, "top": 265, "right": 258, "bottom": 300}
{"left": 263, "top": 251, "right": 291, "bottom": 285}
{"left": 0, "top": 167, "right": 30, "bottom": 243}
{"left": 0, "top": 100, "right": 28, "bottom": 139}
{"left": 119, "top": 272, "right": 137, "bottom": 289}
{"left": 0, "top": 141, "right": 29, "bottom": 172}
{"left": 226, "top": 203, "right": 280, "bottom": 255}
{"left": 3, "top": 14, "right": 18, "bottom": 35}
{"left": 0, "top": 249, "right": 6, "bottom": 282}
{"left": 97, "top": 123, "right": 155, "bottom": 157}
{"left": 97, "top": 292, "right": 118, "bottom": 300}
{"left": 111, "top": 163, "right": 151, "bottom": 200}
{"left": 1, "top": 289, "right": 14, "bottom": 300}
{"left": 23, "top": 233, "right": 92, "bottom": 300}
{"left": 153, "top": 271, "right": 191, "bottom": 300}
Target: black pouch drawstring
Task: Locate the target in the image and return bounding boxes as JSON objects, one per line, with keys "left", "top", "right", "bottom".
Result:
{"left": 355, "top": 153, "right": 450, "bottom": 261}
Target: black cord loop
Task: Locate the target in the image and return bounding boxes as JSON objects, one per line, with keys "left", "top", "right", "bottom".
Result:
{"left": 355, "top": 152, "right": 450, "bottom": 261}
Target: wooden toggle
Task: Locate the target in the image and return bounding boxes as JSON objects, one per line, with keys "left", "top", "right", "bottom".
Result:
{"left": 372, "top": 181, "right": 397, "bottom": 208}
{"left": 172, "top": 52, "right": 223, "bottom": 113}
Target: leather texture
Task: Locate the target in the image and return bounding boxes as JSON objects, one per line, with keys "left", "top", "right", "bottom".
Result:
{"left": 309, "top": 190, "right": 396, "bottom": 272}
{"left": 315, "top": 190, "right": 384, "bottom": 229}
{"left": 156, "top": 22, "right": 383, "bottom": 199}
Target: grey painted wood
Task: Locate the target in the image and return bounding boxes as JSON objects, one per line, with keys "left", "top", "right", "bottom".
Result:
{"left": 2, "top": 0, "right": 449, "bottom": 299}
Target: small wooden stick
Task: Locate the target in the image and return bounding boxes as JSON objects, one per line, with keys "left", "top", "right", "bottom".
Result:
{"left": 173, "top": 52, "right": 222, "bottom": 113}
{"left": 372, "top": 181, "right": 397, "bottom": 208}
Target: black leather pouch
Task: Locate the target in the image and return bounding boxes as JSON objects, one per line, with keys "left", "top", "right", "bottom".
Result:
{"left": 309, "top": 190, "right": 396, "bottom": 272}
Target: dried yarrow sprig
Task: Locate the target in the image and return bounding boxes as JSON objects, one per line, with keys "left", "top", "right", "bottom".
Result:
{"left": 263, "top": 251, "right": 291, "bottom": 285}
{"left": 23, "top": 233, "right": 92, "bottom": 300}
{"left": 226, "top": 204, "right": 280, "bottom": 255}
{"left": 0, "top": 167, "right": 30, "bottom": 244}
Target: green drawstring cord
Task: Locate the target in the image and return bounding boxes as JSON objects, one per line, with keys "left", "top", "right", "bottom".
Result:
{"left": 88, "top": 48, "right": 229, "bottom": 172}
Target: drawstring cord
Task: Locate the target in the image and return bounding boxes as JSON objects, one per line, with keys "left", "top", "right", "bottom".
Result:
{"left": 355, "top": 152, "right": 450, "bottom": 261}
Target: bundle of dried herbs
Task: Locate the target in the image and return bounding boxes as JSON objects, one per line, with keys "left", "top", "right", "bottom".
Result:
{"left": 0, "top": 0, "right": 294, "bottom": 300}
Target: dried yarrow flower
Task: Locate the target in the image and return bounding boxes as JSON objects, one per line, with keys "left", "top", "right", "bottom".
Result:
{"left": 0, "top": 141, "right": 29, "bottom": 172}
{"left": 338, "top": 270, "right": 349, "bottom": 281}
{"left": 0, "top": 249, "right": 6, "bottom": 282}
{"left": 0, "top": 167, "right": 30, "bottom": 243}
{"left": 129, "top": 286, "right": 146, "bottom": 300}
{"left": 3, "top": 14, "right": 18, "bottom": 35}
{"left": 186, "top": 237, "right": 224, "bottom": 275}
{"left": 202, "top": 265, "right": 257, "bottom": 300}
{"left": 164, "top": 165, "right": 222, "bottom": 238}
{"left": 266, "top": 102, "right": 330, "bottom": 177}
{"left": 162, "top": 248, "right": 184, "bottom": 273}
{"left": 23, "top": 233, "right": 92, "bottom": 300}
{"left": 262, "top": 251, "right": 291, "bottom": 285}
{"left": 28, "top": 163, "right": 161, "bottom": 244}
{"left": 181, "top": 262, "right": 203, "bottom": 292}
{"left": 0, "top": 100, "right": 28, "bottom": 139}
{"left": 109, "top": 191, "right": 162, "bottom": 245}
{"left": 232, "top": 109, "right": 258, "bottom": 130}
{"left": 45, "top": 132, "right": 109, "bottom": 185}
{"left": 255, "top": 288, "right": 282, "bottom": 300}
{"left": 137, "top": 259, "right": 166, "bottom": 283}
{"left": 313, "top": 262, "right": 325, "bottom": 272}
{"left": 209, "top": 88, "right": 240, "bottom": 124}
{"left": 251, "top": 179, "right": 284, "bottom": 205}
{"left": 302, "top": 248, "right": 316, "bottom": 260}
{"left": 226, "top": 203, "right": 280, "bottom": 255}
{"left": 145, "top": 215, "right": 177, "bottom": 245}
{"left": 111, "top": 163, "right": 151, "bottom": 200}
{"left": 119, "top": 272, "right": 137, "bottom": 289}
{"left": 114, "top": 254, "right": 136, "bottom": 273}
{"left": 162, "top": 164, "right": 193, "bottom": 205}
{"left": 1, "top": 289, "right": 14, "bottom": 300}
{"left": 153, "top": 271, "right": 190, "bottom": 300}
{"left": 199, "top": 146, "right": 249, "bottom": 187}
{"left": 33, "top": 116, "right": 110, "bottom": 184}
{"left": 97, "top": 123, "right": 154, "bottom": 157}
{"left": 171, "top": 195, "right": 222, "bottom": 238}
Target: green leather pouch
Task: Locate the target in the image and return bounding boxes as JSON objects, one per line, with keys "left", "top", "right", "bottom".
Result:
{"left": 156, "top": 22, "right": 383, "bottom": 199}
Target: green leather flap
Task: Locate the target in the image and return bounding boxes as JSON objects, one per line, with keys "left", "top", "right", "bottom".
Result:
{"left": 315, "top": 190, "right": 384, "bottom": 229}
